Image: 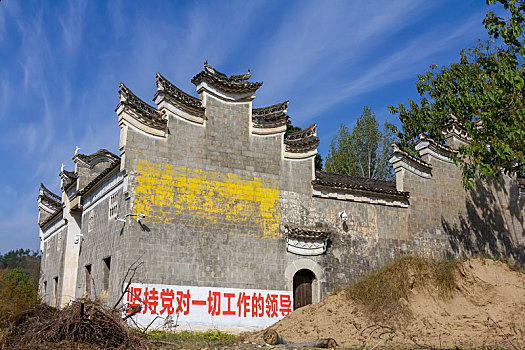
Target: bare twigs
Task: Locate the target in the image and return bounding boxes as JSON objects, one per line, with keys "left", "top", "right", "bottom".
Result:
{"left": 487, "top": 316, "right": 519, "bottom": 350}
{"left": 360, "top": 324, "right": 396, "bottom": 349}
{"left": 113, "top": 257, "right": 144, "bottom": 310}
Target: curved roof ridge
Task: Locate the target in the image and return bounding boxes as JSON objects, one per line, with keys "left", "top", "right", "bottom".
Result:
{"left": 253, "top": 100, "right": 289, "bottom": 115}
{"left": 117, "top": 83, "right": 167, "bottom": 130}
{"left": 419, "top": 134, "right": 455, "bottom": 151}
{"left": 285, "top": 123, "right": 317, "bottom": 141}
{"left": 284, "top": 124, "right": 319, "bottom": 153}
{"left": 191, "top": 61, "right": 262, "bottom": 94}
{"left": 391, "top": 143, "right": 432, "bottom": 170}
{"left": 155, "top": 73, "right": 204, "bottom": 114}
{"left": 75, "top": 149, "right": 119, "bottom": 163}
{"left": 252, "top": 101, "right": 289, "bottom": 130}
{"left": 39, "top": 183, "right": 61, "bottom": 202}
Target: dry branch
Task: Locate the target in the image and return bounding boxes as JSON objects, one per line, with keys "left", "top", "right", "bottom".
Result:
{"left": 113, "top": 258, "right": 144, "bottom": 310}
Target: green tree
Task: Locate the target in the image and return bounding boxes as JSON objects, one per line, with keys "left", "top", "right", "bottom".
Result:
{"left": 286, "top": 122, "right": 324, "bottom": 171}
{"left": 389, "top": 0, "right": 525, "bottom": 189}
{"left": 0, "top": 267, "right": 39, "bottom": 324}
{"left": 0, "top": 249, "right": 41, "bottom": 281}
{"left": 325, "top": 106, "right": 396, "bottom": 180}
{"left": 0, "top": 249, "right": 39, "bottom": 270}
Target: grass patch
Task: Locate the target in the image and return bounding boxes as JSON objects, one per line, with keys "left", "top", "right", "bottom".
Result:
{"left": 345, "top": 256, "right": 460, "bottom": 320}
{"left": 146, "top": 330, "right": 238, "bottom": 348}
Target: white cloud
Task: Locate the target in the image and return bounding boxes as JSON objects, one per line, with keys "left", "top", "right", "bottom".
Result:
{"left": 314, "top": 14, "right": 483, "bottom": 141}
{"left": 58, "top": 0, "right": 86, "bottom": 52}
{"left": 15, "top": 7, "right": 52, "bottom": 94}
{"left": 288, "top": 13, "right": 483, "bottom": 124}
{"left": 252, "top": 0, "right": 428, "bottom": 106}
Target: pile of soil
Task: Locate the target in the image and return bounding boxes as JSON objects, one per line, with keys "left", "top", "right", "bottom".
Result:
{"left": 259, "top": 258, "right": 525, "bottom": 349}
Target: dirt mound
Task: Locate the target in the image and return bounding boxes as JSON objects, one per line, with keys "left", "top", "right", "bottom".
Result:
{"left": 1, "top": 300, "right": 145, "bottom": 350}
{"left": 260, "top": 258, "right": 525, "bottom": 349}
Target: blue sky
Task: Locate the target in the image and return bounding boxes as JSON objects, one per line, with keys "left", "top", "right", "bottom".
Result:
{"left": 0, "top": 0, "right": 499, "bottom": 253}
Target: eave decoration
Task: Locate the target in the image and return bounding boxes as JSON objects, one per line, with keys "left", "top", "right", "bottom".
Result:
{"left": 285, "top": 224, "right": 330, "bottom": 256}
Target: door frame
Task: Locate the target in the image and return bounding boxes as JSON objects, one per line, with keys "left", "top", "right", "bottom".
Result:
{"left": 285, "top": 259, "right": 324, "bottom": 304}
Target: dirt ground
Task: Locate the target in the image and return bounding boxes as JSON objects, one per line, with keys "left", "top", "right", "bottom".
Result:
{"left": 250, "top": 258, "right": 525, "bottom": 349}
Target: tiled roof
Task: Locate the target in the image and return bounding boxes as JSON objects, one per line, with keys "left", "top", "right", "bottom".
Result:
{"left": 117, "top": 83, "right": 167, "bottom": 130}
{"left": 284, "top": 124, "right": 320, "bottom": 153}
{"left": 60, "top": 169, "right": 78, "bottom": 190}
{"left": 40, "top": 183, "right": 61, "bottom": 202}
{"left": 155, "top": 73, "right": 205, "bottom": 115}
{"left": 74, "top": 149, "right": 120, "bottom": 168}
{"left": 417, "top": 134, "right": 457, "bottom": 155}
{"left": 312, "top": 171, "right": 409, "bottom": 198}
{"left": 252, "top": 101, "right": 289, "bottom": 129}
{"left": 78, "top": 160, "right": 121, "bottom": 196}
{"left": 441, "top": 114, "right": 471, "bottom": 141}
{"left": 191, "top": 61, "right": 262, "bottom": 94}
{"left": 285, "top": 224, "right": 330, "bottom": 240}
{"left": 391, "top": 143, "right": 432, "bottom": 171}
{"left": 38, "top": 183, "right": 62, "bottom": 214}
{"left": 62, "top": 169, "right": 77, "bottom": 179}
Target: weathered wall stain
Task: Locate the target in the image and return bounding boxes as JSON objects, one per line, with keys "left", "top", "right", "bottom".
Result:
{"left": 134, "top": 159, "right": 280, "bottom": 238}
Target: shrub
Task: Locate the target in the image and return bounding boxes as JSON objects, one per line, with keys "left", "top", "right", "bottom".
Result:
{"left": 0, "top": 267, "right": 39, "bottom": 327}
{"left": 345, "top": 256, "right": 460, "bottom": 321}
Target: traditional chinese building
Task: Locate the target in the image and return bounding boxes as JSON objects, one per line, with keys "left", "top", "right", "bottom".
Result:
{"left": 37, "top": 62, "right": 525, "bottom": 330}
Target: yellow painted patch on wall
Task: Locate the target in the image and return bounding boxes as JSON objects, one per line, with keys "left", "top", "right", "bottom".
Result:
{"left": 134, "top": 160, "right": 280, "bottom": 238}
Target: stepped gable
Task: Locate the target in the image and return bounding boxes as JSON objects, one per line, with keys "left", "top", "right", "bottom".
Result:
{"left": 60, "top": 169, "right": 78, "bottom": 190}
{"left": 38, "top": 183, "right": 63, "bottom": 228}
{"left": 442, "top": 113, "right": 471, "bottom": 142}
{"left": 38, "top": 183, "right": 62, "bottom": 211}
{"left": 417, "top": 134, "right": 456, "bottom": 155}
{"left": 191, "top": 61, "right": 262, "bottom": 94}
{"left": 284, "top": 124, "right": 320, "bottom": 153}
{"left": 155, "top": 73, "right": 205, "bottom": 116}
{"left": 74, "top": 149, "right": 120, "bottom": 168}
{"left": 285, "top": 224, "right": 331, "bottom": 240}
{"left": 391, "top": 143, "right": 432, "bottom": 171}
{"left": 116, "top": 83, "right": 167, "bottom": 130}
{"left": 252, "top": 101, "right": 289, "bottom": 129}
{"left": 416, "top": 133, "right": 457, "bottom": 164}
{"left": 312, "top": 171, "right": 409, "bottom": 198}
{"left": 78, "top": 159, "right": 121, "bottom": 196}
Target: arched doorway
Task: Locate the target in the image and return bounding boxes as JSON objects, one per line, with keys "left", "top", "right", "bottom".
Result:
{"left": 293, "top": 269, "right": 315, "bottom": 310}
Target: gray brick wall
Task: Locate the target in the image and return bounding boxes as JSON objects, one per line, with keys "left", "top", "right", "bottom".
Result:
{"left": 39, "top": 225, "right": 67, "bottom": 306}
{"left": 39, "top": 74, "right": 525, "bottom": 310}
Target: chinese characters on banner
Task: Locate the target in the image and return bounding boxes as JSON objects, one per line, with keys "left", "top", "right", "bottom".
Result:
{"left": 125, "top": 283, "right": 293, "bottom": 329}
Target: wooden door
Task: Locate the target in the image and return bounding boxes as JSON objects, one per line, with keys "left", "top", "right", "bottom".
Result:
{"left": 293, "top": 269, "right": 313, "bottom": 310}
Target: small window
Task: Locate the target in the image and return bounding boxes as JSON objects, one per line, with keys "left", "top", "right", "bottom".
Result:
{"left": 102, "top": 257, "right": 111, "bottom": 297}
{"left": 43, "top": 281, "right": 47, "bottom": 301}
{"left": 53, "top": 277, "right": 59, "bottom": 307}
{"left": 85, "top": 264, "right": 92, "bottom": 298}
{"left": 88, "top": 212, "right": 95, "bottom": 232}
{"left": 109, "top": 193, "right": 118, "bottom": 219}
